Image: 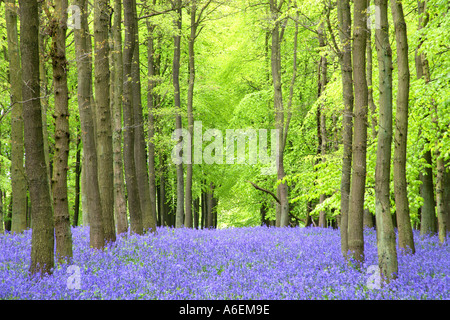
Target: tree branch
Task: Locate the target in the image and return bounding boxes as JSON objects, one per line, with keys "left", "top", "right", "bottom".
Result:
{"left": 248, "top": 181, "right": 281, "bottom": 204}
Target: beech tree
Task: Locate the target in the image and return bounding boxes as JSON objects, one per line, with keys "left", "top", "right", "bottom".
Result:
{"left": 19, "top": 0, "right": 54, "bottom": 275}
{"left": 6, "top": 0, "right": 27, "bottom": 234}
{"left": 49, "top": 0, "right": 73, "bottom": 261}
{"left": 347, "top": 0, "right": 368, "bottom": 264}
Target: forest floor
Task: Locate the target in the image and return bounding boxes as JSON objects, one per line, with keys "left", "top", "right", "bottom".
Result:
{"left": 0, "top": 226, "right": 448, "bottom": 299}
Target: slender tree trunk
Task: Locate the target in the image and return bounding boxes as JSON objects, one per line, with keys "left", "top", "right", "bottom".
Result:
{"left": 415, "top": 0, "right": 436, "bottom": 236}
{"left": 391, "top": 0, "right": 415, "bottom": 254}
{"left": 111, "top": 0, "right": 128, "bottom": 235}
{"left": 173, "top": 0, "right": 185, "bottom": 228}
{"left": 348, "top": 0, "right": 368, "bottom": 264}
{"left": 419, "top": 150, "right": 436, "bottom": 235}
{"left": 193, "top": 197, "right": 200, "bottom": 229}
{"left": 318, "top": 21, "right": 327, "bottom": 228}
{"left": 74, "top": 0, "right": 104, "bottom": 249}
{"left": 374, "top": 0, "right": 398, "bottom": 282}
{"left": 73, "top": 129, "right": 81, "bottom": 227}
{"left": 435, "top": 155, "right": 447, "bottom": 244}
{"left": 123, "top": 0, "right": 143, "bottom": 235}
{"left": 367, "top": 1, "right": 377, "bottom": 140}
{"left": 19, "top": 0, "right": 54, "bottom": 275}
{"left": 147, "top": 18, "right": 158, "bottom": 232}
{"left": 50, "top": 0, "right": 73, "bottom": 261}
{"left": 201, "top": 184, "right": 207, "bottom": 229}
{"left": 6, "top": 0, "right": 27, "bottom": 234}
{"left": 94, "top": 0, "right": 116, "bottom": 243}
{"left": 38, "top": 4, "right": 51, "bottom": 184}
{"left": 270, "top": 0, "right": 289, "bottom": 227}
{"left": 131, "top": 7, "right": 156, "bottom": 233}
{"left": 185, "top": 2, "right": 197, "bottom": 229}
{"left": 443, "top": 165, "right": 450, "bottom": 233}
{"left": 207, "top": 182, "right": 214, "bottom": 228}
{"left": 0, "top": 190, "right": 3, "bottom": 234}
{"left": 337, "top": 0, "right": 353, "bottom": 258}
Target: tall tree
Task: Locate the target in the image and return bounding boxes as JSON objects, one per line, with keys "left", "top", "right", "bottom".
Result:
{"left": 391, "top": 0, "right": 415, "bottom": 254}
{"left": 185, "top": 0, "right": 198, "bottom": 229}
{"left": 318, "top": 19, "right": 328, "bottom": 228}
{"left": 374, "top": 0, "right": 398, "bottom": 282}
{"left": 269, "top": 0, "right": 289, "bottom": 227}
{"left": 348, "top": 0, "right": 368, "bottom": 264}
{"left": 337, "top": 0, "right": 353, "bottom": 257}
{"left": 74, "top": 0, "right": 105, "bottom": 249}
{"left": 131, "top": 4, "right": 157, "bottom": 233}
{"left": 415, "top": 0, "right": 436, "bottom": 236}
{"left": 123, "top": 0, "right": 144, "bottom": 234}
{"left": 94, "top": 0, "right": 116, "bottom": 243}
{"left": 147, "top": 17, "right": 158, "bottom": 231}
{"left": 185, "top": 0, "right": 213, "bottom": 228}
{"left": 19, "top": 0, "right": 54, "bottom": 275}
{"left": 173, "top": 0, "right": 185, "bottom": 228}
{"left": 111, "top": 0, "right": 128, "bottom": 235}
{"left": 6, "top": 0, "right": 27, "bottom": 234}
{"left": 49, "top": 0, "right": 73, "bottom": 261}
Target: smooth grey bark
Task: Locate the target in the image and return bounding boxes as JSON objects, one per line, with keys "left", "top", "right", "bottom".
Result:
{"left": 391, "top": 0, "right": 415, "bottom": 254}
{"left": 94, "top": 0, "right": 116, "bottom": 243}
{"left": 6, "top": 0, "right": 27, "bottom": 234}
{"left": 318, "top": 21, "right": 327, "bottom": 228}
{"left": 348, "top": 0, "right": 368, "bottom": 264}
{"left": 74, "top": 0, "right": 104, "bottom": 248}
{"left": 270, "top": 0, "right": 289, "bottom": 227}
{"left": 337, "top": 0, "right": 353, "bottom": 258}
{"left": 111, "top": 0, "right": 128, "bottom": 235}
{"left": 374, "top": 0, "right": 398, "bottom": 283}
{"left": 130, "top": 8, "right": 156, "bottom": 233}
{"left": 173, "top": 0, "right": 185, "bottom": 228}
{"left": 19, "top": 0, "right": 55, "bottom": 275}
{"left": 123, "top": 0, "right": 143, "bottom": 235}
{"left": 50, "top": 0, "right": 73, "bottom": 261}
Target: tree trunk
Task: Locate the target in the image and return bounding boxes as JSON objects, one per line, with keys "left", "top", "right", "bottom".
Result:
{"left": 123, "top": 0, "right": 143, "bottom": 235}
{"left": 443, "top": 165, "right": 450, "bottom": 233}
{"left": 318, "top": 21, "right": 327, "bottom": 228}
{"left": 6, "top": 0, "right": 27, "bottom": 234}
{"left": 415, "top": 0, "right": 436, "bottom": 237}
{"left": 367, "top": 1, "right": 377, "bottom": 140}
{"left": 111, "top": 0, "right": 128, "bottom": 235}
{"left": 94, "top": 0, "right": 116, "bottom": 243}
{"left": 0, "top": 190, "right": 3, "bottom": 234}
{"left": 74, "top": 0, "right": 104, "bottom": 249}
{"left": 73, "top": 129, "right": 81, "bottom": 227}
{"left": 19, "top": 0, "right": 55, "bottom": 275}
{"left": 173, "top": 0, "right": 185, "bottom": 228}
{"left": 38, "top": 4, "right": 51, "bottom": 185}
{"left": 185, "top": 2, "right": 197, "bottom": 229}
{"left": 207, "top": 182, "right": 214, "bottom": 228}
{"left": 193, "top": 197, "right": 200, "bottom": 229}
{"left": 419, "top": 150, "right": 436, "bottom": 235}
{"left": 50, "top": 0, "right": 73, "bottom": 261}
{"left": 270, "top": 0, "right": 289, "bottom": 227}
{"left": 337, "top": 0, "right": 353, "bottom": 258}
{"left": 348, "top": 0, "right": 368, "bottom": 264}
{"left": 131, "top": 11, "right": 156, "bottom": 233}
{"left": 436, "top": 156, "right": 447, "bottom": 244}
{"left": 147, "top": 18, "right": 158, "bottom": 232}
{"left": 391, "top": 0, "right": 415, "bottom": 254}
{"left": 374, "top": 0, "right": 398, "bottom": 282}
